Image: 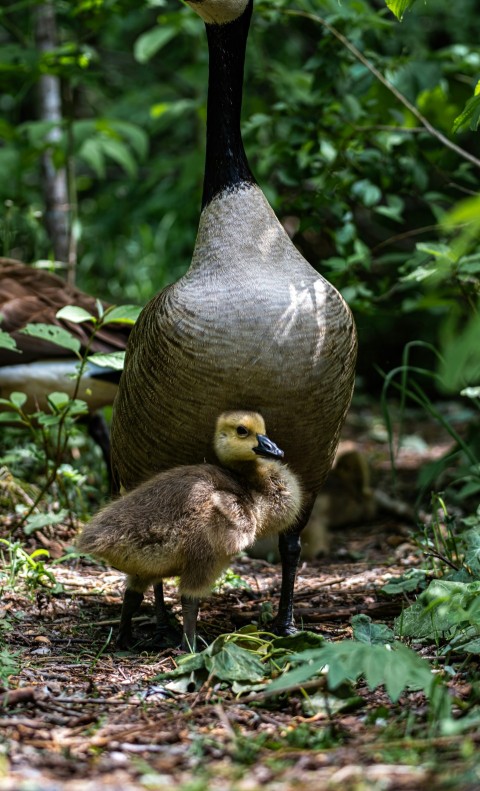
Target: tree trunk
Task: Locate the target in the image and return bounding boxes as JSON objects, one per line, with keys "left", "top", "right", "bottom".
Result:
{"left": 35, "top": 2, "right": 72, "bottom": 277}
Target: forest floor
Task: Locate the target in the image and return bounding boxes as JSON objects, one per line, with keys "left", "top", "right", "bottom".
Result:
{"left": 1, "top": 406, "right": 479, "bottom": 791}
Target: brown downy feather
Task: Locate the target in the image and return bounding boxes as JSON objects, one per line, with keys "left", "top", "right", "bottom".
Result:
{"left": 249, "top": 450, "right": 377, "bottom": 562}
{"left": 78, "top": 411, "right": 302, "bottom": 609}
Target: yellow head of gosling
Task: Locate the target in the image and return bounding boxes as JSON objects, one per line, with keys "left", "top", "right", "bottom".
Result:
{"left": 213, "top": 411, "right": 284, "bottom": 468}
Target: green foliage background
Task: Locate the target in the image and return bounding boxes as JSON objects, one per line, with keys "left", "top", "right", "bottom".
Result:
{"left": 1, "top": 0, "right": 480, "bottom": 387}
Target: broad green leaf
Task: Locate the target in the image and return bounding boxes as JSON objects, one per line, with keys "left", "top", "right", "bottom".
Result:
{"left": 268, "top": 640, "right": 436, "bottom": 704}
{"left": 439, "top": 313, "right": 480, "bottom": 392}
{"left": 453, "top": 90, "right": 480, "bottom": 134}
{"left": 0, "top": 329, "right": 21, "bottom": 354}
{"left": 78, "top": 137, "right": 105, "bottom": 178}
{"left": 266, "top": 659, "right": 326, "bottom": 694}
{"left": 363, "top": 646, "right": 392, "bottom": 693}
{"left": 47, "top": 391, "right": 71, "bottom": 410}
{"left": 462, "top": 529, "right": 480, "bottom": 577}
{"left": 100, "top": 137, "right": 137, "bottom": 177}
{"left": 0, "top": 412, "right": 27, "bottom": 424}
{"left": 396, "top": 579, "right": 480, "bottom": 641}
{"left": 23, "top": 510, "right": 68, "bottom": 535}
{"left": 109, "top": 120, "right": 149, "bottom": 160}
{"left": 351, "top": 179, "right": 382, "bottom": 207}
{"left": 270, "top": 632, "right": 324, "bottom": 653}
{"left": 381, "top": 570, "right": 428, "bottom": 596}
{"left": 56, "top": 305, "right": 95, "bottom": 324}
{"left": 102, "top": 305, "right": 142, "bottom": 324}
{"left": 205, "top": 642, "right": 265, "bottom": 682}
{"left": 385, "top": 0, "right": 418, "bottom": 20}
{"left": 416, "top": 242, "right": 454, "bottom": 260}
{"left": 88, "top": 351, "right": 125, "bottom": 370}
{"left": 134, "top": 26, "right": 176, "bottom": 64}
{"left": 19, "top": 324, "right": 81, "bottom": 356}
{"left": 383, "top": 648, "right": 413, "bottom": 702}
{"left": 459, "top": 638, "right": 480, "bottom": 654}
{"left": 443, "top": 196, "right": 480, "bottom": 229}
{"left": 351, "top": 614, "right": 395, "bottom": 645}
{"left": 8, "top": 392, "right": 27, "bottom": 409}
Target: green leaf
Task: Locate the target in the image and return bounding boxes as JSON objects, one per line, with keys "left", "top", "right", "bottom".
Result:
{"left": 270, "top": 632, "right": 325, "bottom": 653}
{"left": 205, "top": 642, "right": 266, "bottom": 682}
{"left": 453, "top": 91, "right": 480, "bottom": 134}
{"left": 351, "top": 614, "right": 395, "bottom": 645}
{"left": 8, "top": 392, "right": 27, "bottom": 409}
{"left": 0, "top": 329, "right": 21, "bottom": 354}
{"left": 385, "top": 0, "right": 418, "bottom": 20}
{"left": 363, "top": 646, "right": 391, "bottom": 692}
{"left": 443, "top": 196, "right": 480, "bottom": 229}
{"left": 47, "top": 392, "right": 71, "bottom": 411}
{"left": 102, "top": 305, "right": 142, "bottom": 324}
{"left": 267, "top": 640, "right": 436, "bottom": 704}
{"left": 351, "top": 179, "right": 382, "bottom": 207}
{"left": 381, "top": 570, "right": 428, "bottom": 596}
{"left": 23, "top": 510, "right": 68, "bottom": 535}
{"left": 396, "top": 579, "right": 480, "bottom": 641}
{"left": 0, "top": 412, "right": 27, "bottom": 425}
{"left": 134, "top": 26, "right": 176, "bottom": 64}
{"left": 19, "top": 324, "right": 81, "bottom": 356}
{"left": 87, "top": 351, "right": 125, "bottom": 371}
{"left": 78, "top": 137, "right": 105, "bottom": 178}
{"left": 99, "top": 137, "right": 137, "bottom": 177}
{"left": 56, "top": 306, "right": 95, "bottom": 324}
{"left": 266, "top": 660, "right": 325, "bottom": 694}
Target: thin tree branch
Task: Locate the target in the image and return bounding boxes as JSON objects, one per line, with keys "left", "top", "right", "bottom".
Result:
{"left": 284, "top": 8, "right": 480, "bottom": 172}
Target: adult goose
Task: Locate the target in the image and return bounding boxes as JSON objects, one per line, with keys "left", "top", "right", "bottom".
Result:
{"left": 0, "top": 258, "right": 132, "bottom": 467}
{"left": 111, "top": 0, "right": 357, "bottom": 636}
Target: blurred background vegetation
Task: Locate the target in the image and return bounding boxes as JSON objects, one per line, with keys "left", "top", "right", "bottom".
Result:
{"left": 1, "top": 0, "right": 479, "bottom": 394}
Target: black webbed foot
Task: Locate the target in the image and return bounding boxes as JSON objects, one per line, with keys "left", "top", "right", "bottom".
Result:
{"left": 268, "top": 617, "right": 298, "bottom": 637}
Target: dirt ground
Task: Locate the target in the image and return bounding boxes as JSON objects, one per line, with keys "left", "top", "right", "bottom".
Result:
{"left": 1, "top": 408, "right": 479, "bottom": 791}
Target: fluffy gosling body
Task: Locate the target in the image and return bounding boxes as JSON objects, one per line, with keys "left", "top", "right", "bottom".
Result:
{"left": 78, "top": 411, "right": 302, "bottom": 651}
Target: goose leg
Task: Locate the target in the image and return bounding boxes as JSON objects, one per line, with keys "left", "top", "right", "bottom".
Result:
{"left": 271, "top": 497, "right": 315, "bottom": 636}
{"left": 117, "top": 584, "right": 145, "bottom": 648}
{"left": 181, "top": 595, "right": 200, "bottom": 653}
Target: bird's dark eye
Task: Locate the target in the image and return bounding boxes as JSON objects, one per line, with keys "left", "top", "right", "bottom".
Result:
{"left": 236, "top": 425, "right": 249, "bottom": 437}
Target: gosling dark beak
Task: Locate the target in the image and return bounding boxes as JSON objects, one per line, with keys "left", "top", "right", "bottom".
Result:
{"left": 253, "top": 433, "right": 284, "bottom": 459}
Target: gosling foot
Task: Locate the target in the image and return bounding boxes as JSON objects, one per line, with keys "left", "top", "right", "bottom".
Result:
{"left": 116, "top": 626, "right": 136, "bottom": 650}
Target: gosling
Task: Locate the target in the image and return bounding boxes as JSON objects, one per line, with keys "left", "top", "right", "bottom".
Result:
{"left": 77, "top": 411, "right": 303, "bottom": 651}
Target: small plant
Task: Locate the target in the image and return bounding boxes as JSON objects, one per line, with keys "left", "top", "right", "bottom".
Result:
{"left": 0, "top": 301, "right": 140, "bottom": 521}
{"left": 213, "top": 567, "right": 252, "bottom": 592}
{"left": 0, "top": 538, "right": 59, "bottom": 591}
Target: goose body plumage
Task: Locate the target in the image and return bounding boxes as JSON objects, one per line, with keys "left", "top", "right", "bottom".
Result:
{"left": 113, "top": 186, "right": 355, "bottom": 492}
{"left": 110, "top": 0, "right": 357, "bottom": 634}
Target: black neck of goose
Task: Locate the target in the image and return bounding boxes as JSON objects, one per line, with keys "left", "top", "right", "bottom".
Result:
{"left": 202, "top": 0, "right": 255, "bottom": 209}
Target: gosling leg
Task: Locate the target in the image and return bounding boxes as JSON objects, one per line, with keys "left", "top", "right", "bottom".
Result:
{"left": 152, "top": 581, "right": 183, "bottom": 647}
{"left": 271, "top": 497, "right": 315, "bottom": 636}
{"left": 181, "top": 595, "right": 200, "bottom": 653}
{"left": 117, "top": 580, "right": 145, "bottom": 648}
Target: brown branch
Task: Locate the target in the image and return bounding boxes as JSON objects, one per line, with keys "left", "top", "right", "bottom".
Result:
{"left": 284, "top": 8, "right": 480, "bottom": 172}
{"left": 232, "top": 601, "right": 403, "bottom": 625}
{"left": 0, "top": 687, "right": 36, "bottom": 709}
